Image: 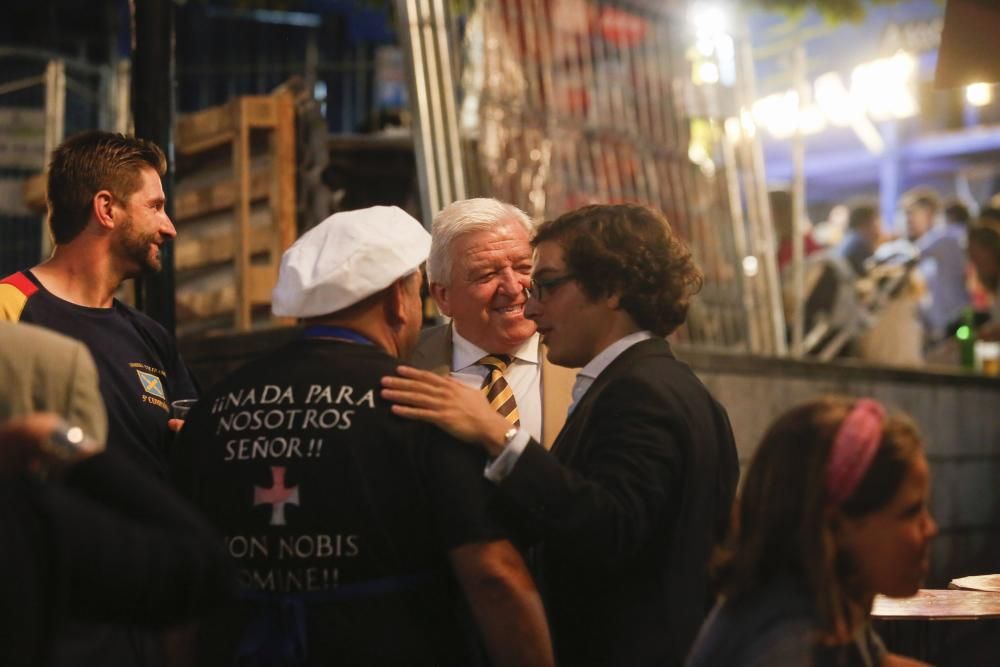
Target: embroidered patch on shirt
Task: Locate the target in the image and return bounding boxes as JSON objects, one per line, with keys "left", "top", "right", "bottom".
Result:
{"left": 137, "top": 369, "right": 166, "bottom": 399}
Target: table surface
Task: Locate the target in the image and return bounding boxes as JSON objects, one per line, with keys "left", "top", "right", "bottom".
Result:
{"left": 873, "top": 589, "right": 1000, "bottom": 620}
{"left": 949, "top": 574, "right": 1000, "bottom": 593}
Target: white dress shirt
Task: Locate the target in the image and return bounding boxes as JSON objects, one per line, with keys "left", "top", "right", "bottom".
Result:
{"left": 450, "top": 329, "right": 543, "bottom": 443}
{"left": 485, "top": 330, "right": 653, "bottom": 482}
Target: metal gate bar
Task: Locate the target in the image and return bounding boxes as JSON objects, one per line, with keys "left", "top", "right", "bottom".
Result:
{"left": 399, "top": 0, "right": 787, "bottom": 354}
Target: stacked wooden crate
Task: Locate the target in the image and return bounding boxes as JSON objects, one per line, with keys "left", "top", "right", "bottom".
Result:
{"left": 174, "top": 91, "right": 296, "bottom": 335}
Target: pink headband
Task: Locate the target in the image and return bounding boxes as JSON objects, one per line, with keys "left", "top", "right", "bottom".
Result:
{"left": 825, "top": 399, "right": 886, "bottom": 505}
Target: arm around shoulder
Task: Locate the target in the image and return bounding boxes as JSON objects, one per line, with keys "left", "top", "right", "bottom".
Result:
{"left": 498, "top": 378, "right": 682, "bottom": 568}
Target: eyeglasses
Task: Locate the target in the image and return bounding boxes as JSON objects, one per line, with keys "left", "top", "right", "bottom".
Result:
{"left": 528, "top": 274, "right": 576, "bottom": 301}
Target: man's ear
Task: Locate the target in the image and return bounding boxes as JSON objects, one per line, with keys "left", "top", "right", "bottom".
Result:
{"left": 92, "top": 190, "right": 117, "bottom": 230}
{"left": 606, "top": 292, "right": 622, "bottom": 310}
{"left": 386, "top": 278, "right": 408, "bottom": 327}
{"left": 429, "top": 281, "right": 453, "bottom": 317}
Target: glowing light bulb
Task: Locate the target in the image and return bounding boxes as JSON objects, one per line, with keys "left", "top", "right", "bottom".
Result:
{"left": 966, "top": 83, "right": 992, "bottom": 107}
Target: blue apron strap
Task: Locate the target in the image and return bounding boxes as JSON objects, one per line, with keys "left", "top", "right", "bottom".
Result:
{"left": 301, "top": 326, "right": 374, "bottom": 345}
{"left": 236, "top": 596, "right": 308, "bottom": 667}
{"left": 234, "top": 571, "right": 437, "bottom": 666}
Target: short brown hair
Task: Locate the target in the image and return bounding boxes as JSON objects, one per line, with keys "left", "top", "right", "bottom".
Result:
{"left": 902, "top": 186, "right": 940, "bottom": 213}
{"left": 943, "top": 200, "right": 971, "bottom": 227}
{"left": 715, "top": 396, "right": 923, "bottom": 635}
{"left": 47, "top": 131, "right": 167, "bottom": 244}
{"left": 848, "top": 203, "right": 878, "bottom": 231}
{"left": 532, "top": 204, "right": 703, "bottom": 336}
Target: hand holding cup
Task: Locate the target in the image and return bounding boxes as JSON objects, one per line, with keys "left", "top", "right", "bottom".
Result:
{"left": 169, "top": 399, "right": 198, "bottom": 432}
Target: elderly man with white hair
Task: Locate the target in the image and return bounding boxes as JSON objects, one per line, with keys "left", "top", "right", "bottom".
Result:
{"left": 171, "top": 206, "right": 553, "bottom": 667}
{"left": 411, "top": 198, "right": 575, "bottom": 448}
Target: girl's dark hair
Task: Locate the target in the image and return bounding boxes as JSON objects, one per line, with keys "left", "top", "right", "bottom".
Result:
{"left": 715, "top": 396, "right": 923, "bottom": 633}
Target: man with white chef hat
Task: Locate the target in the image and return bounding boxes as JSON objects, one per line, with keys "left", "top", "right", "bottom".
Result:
{"left": 171, "top": 206, "right": 553, "bottom": 667}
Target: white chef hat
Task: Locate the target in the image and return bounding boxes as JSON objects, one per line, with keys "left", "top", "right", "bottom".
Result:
{"left": 272, "top": 206, "right": 430, "bottom": 318}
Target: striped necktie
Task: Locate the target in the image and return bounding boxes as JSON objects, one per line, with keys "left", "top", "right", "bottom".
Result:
{"left": 479, "top": 355, "right": 520, "bottom": 427}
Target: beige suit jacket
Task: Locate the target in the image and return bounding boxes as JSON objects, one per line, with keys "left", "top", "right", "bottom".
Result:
{"left": 0, "top": 321, "right": 108, "bottom": 445}
{"left": 409, "top": 323, "right": 576, "bottom": 448}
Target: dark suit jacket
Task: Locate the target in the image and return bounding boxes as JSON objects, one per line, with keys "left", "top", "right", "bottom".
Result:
{"left": 499, "top": 338, "right": 739, "bottom": 666}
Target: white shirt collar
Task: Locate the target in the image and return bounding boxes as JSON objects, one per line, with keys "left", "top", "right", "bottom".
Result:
{"left": 577, "top": 330, "right": 655, "bottom": 381}
{"left": 452, "top": 328, "right": 539, "bottom": 372}
{"left": 568, "top": 330, "right": 654, "bottom": 415}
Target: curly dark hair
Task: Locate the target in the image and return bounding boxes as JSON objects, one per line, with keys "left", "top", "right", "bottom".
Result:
{"left": 532, "top": 204, "right": 703, "bottom": 336}
{"left": 47, "top": 131, "right": 167, "bottom": 244}
{"left": 848, "top": 203, "right": 878, "bottom": 231}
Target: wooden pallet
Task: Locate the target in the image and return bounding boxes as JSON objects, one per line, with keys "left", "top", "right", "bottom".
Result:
{"left": 174, "top": 91, "right": 296, "bottom": 334}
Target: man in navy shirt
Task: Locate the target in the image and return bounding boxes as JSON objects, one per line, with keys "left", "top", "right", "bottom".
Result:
{"left": 0, "top": 131, "right": 197, "bottom": 667}
{"left": 173, "top": 206, "right": 553, "bottom": 667}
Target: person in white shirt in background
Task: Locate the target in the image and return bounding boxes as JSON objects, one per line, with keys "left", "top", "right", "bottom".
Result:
{"left": 905, "top": 190, "right": 971, "bottom": 342}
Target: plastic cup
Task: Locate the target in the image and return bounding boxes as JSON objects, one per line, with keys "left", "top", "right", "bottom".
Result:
{"left": 975, "top": 341, "right": 1000, "bottom": 377}
{"left": 171, "top": 398, "right": 199, "bottom": 420}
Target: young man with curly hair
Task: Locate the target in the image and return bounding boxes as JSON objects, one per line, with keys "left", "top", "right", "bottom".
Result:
{"left": 382, "top": 203, "right": 740, "bottom": 666}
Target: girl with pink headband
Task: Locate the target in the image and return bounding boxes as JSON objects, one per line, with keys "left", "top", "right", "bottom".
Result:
{"left": 687, "top": 396, "right": 937, "bottom": 667}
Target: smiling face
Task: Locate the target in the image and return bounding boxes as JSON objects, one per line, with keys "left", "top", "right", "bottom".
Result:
{"left": 525, "top": 240, "right": 618, "bottom": 368}
{"left": 836, "top": 454, "right": 937, "bottom": 599}
{"left": 113, "top": 166, "right": 176, "bottom": 276}
{"left": 430, "top": 218, "right": 536, "bottom": 354}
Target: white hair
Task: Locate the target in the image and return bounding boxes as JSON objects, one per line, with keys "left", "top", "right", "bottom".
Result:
{"left": 426, "top": 198, "right": 533, "bottom": 286}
